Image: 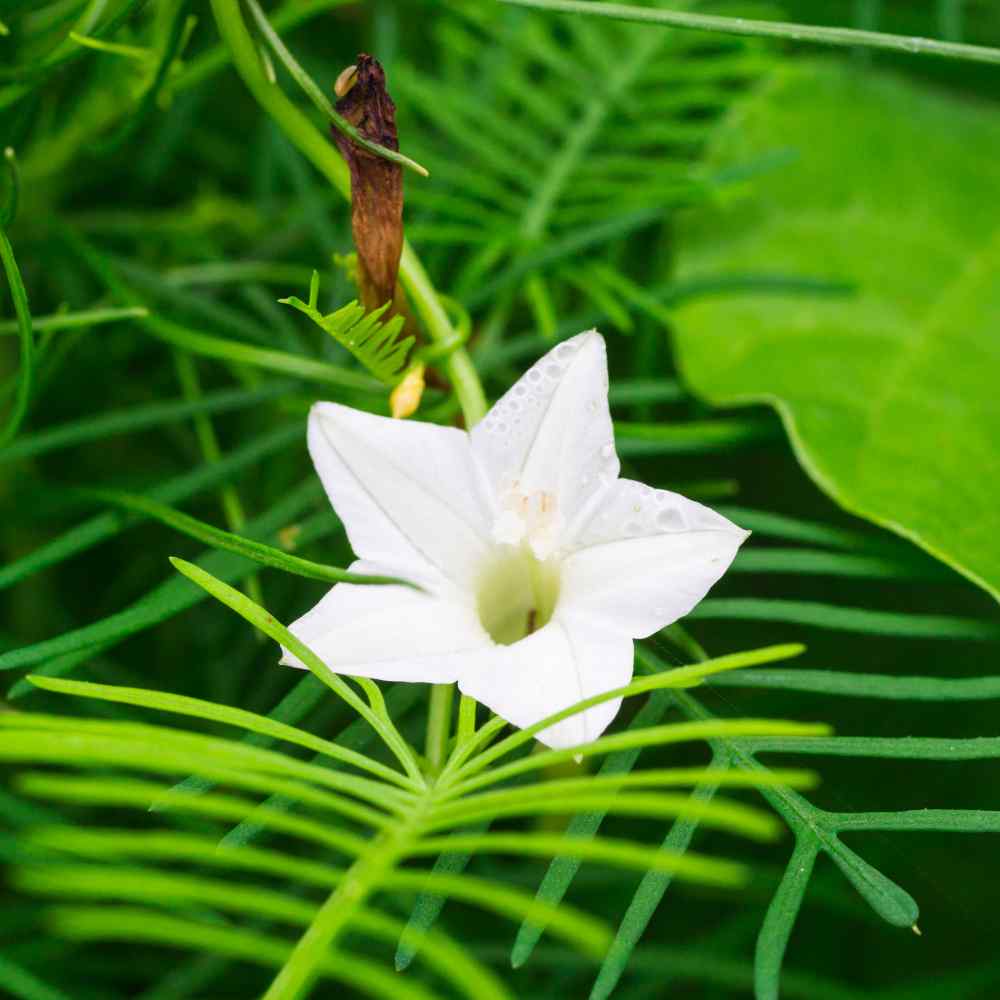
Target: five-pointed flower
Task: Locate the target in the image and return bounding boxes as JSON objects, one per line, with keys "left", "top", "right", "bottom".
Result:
{"left": 281, "top": 332, "right": 748, "bottom": 748}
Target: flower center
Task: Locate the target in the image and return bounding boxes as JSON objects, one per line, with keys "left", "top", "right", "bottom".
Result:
{"left": 476, "top": 547, "right": 561, "bottom": 646}
{"left": 491, "top": 483, "right": 564, "bottom": 560}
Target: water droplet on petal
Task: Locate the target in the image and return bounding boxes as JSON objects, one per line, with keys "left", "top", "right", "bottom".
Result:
{"left": 656, "top": 508, "right": 684, "bottom": 531}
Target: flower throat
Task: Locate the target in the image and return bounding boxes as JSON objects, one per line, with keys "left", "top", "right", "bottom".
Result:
{"left": 476, "top": 547, "right": 561, "bottom": 646}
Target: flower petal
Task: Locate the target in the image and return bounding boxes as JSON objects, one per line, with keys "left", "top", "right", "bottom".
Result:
{"left": 470, "top": 331, "right": 619, "bottom": 536}
{"left": 281, "top": 561, "right": 491, "bottom": 683}
{"left": 560, "top": 479, "right": 749, "bottom": 638}
{"left": 308, "top": 402, "right": 494, "bottom": 587}
{"left": 457, "top": 618, "right": 633, "bottom": 749}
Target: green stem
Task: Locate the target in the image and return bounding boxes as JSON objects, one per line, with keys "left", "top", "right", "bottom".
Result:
{"left": 457, "top": 693, "right": 478, "bottom": 744}
{"left": 425, "top": 682, "right": 455, "bottom": 774}
{"left": 172, "top": 352, "right": 265, "bottom": 615}
{"left": 399, "top": 243, "right": 488, "bottom": 425}
{"left": 173, "top": 353, "right": 246, "bottom": 531}
{"left": 208, "top": 0, "right": 490, "bottom": 782}
{"left": 208, "top": 0, "right": 488, "bottom": 428}
{"left": 0, "top": 227, "right": 34, "bottom": 447}
{"left": 261, "top": 819, "right": 415, "bottom": 1000}
{"left": 209, "top": 0, "right": 348, "bottom": 197}
{"left": 243, "top": 0, "right": 428, "bottom": 177}
{"left": 754, "top": 835, "right": 820, "bottom": 1000}
{"left": 501, "top": 0, "right": 1000, "bottom": 65}
{"left": 0, "top": 305, "right": 147, "bottom": 336}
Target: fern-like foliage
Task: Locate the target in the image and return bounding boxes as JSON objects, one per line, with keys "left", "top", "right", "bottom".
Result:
{"left": 395, "top": 2, "right": 772, "bottom": 326}
{"left": 489, "top": 511, "right": 1000, "bottom": 1000}
{"left": 280, "top": 271, "right": 414, "bottom": 384}
{"left": 591, "top": 641, "right": 1000, "bottom": 1000}
{"left": 0, "top": 555, "right": 821, "bottom": 1000}
{"left": 3, "top": 2, "right": 1000, "bottom": 998}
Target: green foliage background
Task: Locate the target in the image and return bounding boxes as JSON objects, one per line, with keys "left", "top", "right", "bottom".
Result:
{"left": 2, "top": 1, "right": 1000, "bottom": 999}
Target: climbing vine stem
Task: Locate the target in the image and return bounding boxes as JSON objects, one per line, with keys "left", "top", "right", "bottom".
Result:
{"left": 208, "top": 0, "right": 487, "bottom": 427}
{"left": 208, "top": 0, "right": 489, "bottom": 892}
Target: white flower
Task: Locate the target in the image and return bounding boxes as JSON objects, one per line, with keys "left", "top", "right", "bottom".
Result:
{"left": 281, "top": 332, "right": 748, "bottom": 749}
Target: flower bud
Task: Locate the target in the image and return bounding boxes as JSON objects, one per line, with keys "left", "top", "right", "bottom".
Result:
{"left": 331, "top": 54, "right": 404, "bottom": 319}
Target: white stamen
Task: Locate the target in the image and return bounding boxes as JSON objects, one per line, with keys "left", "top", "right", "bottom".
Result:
{"left": 493, "top": 483, "right": 564, "bottom": 560}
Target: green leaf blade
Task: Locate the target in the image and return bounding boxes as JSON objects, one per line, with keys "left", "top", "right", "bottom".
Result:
{"left": 673, "top": 63, "right": 1000, "bottom": 602}
{"left": 511, "top": 691, "right": 671, "bottom": 969}
{"left": 394, "top": 820, "right": 490, "bottom": 973}
{"left": 86, "top": 489, "right": 412, "bottom": 589}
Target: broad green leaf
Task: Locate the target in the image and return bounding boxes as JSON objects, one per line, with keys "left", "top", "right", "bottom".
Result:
{"left": 672, "top": 63, "right": 1000, "bottom": 601}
